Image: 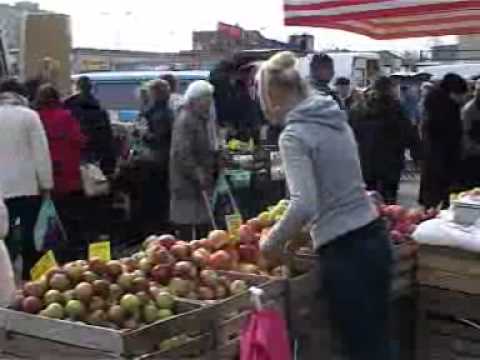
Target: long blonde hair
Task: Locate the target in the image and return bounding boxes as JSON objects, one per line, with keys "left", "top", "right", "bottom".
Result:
{"left": 257, "top": 51, "right": 309, "bottom": 123}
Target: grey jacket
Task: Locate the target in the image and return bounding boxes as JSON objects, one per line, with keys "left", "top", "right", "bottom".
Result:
{"left": 262, "top": 94, "right": 378, "bottom": 254}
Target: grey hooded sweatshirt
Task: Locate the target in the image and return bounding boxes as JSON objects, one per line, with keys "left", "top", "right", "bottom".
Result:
{"left": 262, "top": 94, "right": 378, "bottom": 255}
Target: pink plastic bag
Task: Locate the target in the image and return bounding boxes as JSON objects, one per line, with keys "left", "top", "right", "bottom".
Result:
{"left": 240, "top": 309, "right": 292, "bottom": 360}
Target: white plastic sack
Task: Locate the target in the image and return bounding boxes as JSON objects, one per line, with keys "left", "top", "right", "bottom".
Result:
{"left": 0, "top": 197, "right": 15, "bottom": 308}
{"left": 412, "top": 217, "right": 480, "bottom": 252}
{"left": 80, "top": 163, "right": 110, "bottom": 198}
{"left": 0, "top": 195, "right": 8, "bottom": 239}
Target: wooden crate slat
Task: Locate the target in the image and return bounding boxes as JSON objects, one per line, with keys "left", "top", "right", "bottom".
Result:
{"left": 123, "top": 305, "right": 215, "bottom": 356}
{"left": 0, "top": 300, "right": 207, "bottom": 358}
{"left": 0, "top": 308, "right": 124, "bottom": 354}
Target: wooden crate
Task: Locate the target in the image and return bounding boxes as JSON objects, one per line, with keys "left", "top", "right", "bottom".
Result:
{"left": 417, "top": 245, "right": 480, "bottom": 295}
{"left": 0, "top": 300, "right": 214, "bottom": 360}
{"left": 417, "top": 286, "right": 480, "bottom": 360}
{"left": 149, "top": 272, "right": 286, "bottom": 360}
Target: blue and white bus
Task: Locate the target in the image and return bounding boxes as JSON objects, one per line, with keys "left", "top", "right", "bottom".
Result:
{"left": 72, "top": 70, "right": 210, "bottom": 123}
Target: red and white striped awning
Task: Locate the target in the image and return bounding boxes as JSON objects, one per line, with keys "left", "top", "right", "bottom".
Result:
{"left": 284, "top": 0, "right": 480, "bottom": 40}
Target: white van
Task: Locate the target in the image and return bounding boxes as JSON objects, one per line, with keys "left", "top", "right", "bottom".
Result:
{"left": 418, "top": 63, "right": 480, "bottom": 80}
{"left": 297, "top": 52, "right": 381, "bottom": 87}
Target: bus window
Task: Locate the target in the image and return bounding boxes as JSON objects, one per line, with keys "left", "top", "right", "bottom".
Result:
{"left": 93, "top": 82, "right": 141, "bottom": 111}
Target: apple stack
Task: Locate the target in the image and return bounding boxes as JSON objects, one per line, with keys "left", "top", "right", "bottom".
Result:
{"left": 136, "top": 233, "right": 257, "bottom": 302}
{"left": 12, "top": 258, "right": 180, "bottom": 330}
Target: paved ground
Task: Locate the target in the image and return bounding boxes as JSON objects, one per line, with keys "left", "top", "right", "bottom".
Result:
{"left": 398, "top": 177, "right": 421, "bottom": 209}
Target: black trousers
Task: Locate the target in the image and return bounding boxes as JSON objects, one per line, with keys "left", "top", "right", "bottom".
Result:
{"left": 318, "top": 219, "right": 393, "bottom": 360}
{"left": 5, "top": 196, "right": 42, "bottom": 280}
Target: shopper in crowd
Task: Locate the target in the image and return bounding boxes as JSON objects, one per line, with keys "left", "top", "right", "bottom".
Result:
{"left": 36, "top": 84, "right": 86, "bottom": 257}
{"left": 161, "top": 74, "right": 184, "bottom": 115}
{"left": 460, "top": 79, "right": 480, "bottom": 189}
{"left": 350, "top": 76, "right": 419, "bottom": 204}
{"left": 142, "top": 79, "right": 174, "bottom": 230}
{"left": 334, "top": 77, "right": 354, "bottom": 111}
{"left": 417, "top": 81, "right": 434, "bottom": 137}
{"left": 170, "top": 80, "right": 217, "bottom": 240}
{"left": 209, "top": 59, "right": 237, "bottom": 131}
{"left": 309, "top": 53, "right": 342, "bottom": 107}
{"left": 258, "top": 52, "right": 392, "bottom": 360}
{"left": 0, "top": 79, "right": 53, "bottom": 279}
{"left": 420, "top": 73, "right": 467, "bottom": 208}
{"left": 65, "top": 76, "right": 116, "bottom": 176}
{"left": 400, "top": 83, "right": 420, "bottom": 126}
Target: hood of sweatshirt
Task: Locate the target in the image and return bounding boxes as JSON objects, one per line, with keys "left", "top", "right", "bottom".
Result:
{"left": 0, "top": 92, "right": 29, "bottom": 107}
{"left": 286, "top": 94, "right": 346, "bottom": 131}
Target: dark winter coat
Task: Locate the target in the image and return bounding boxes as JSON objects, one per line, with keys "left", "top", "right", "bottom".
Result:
{"left": 350, "top": 91, "right": 417, "bottom": 186}
{"left": 419, "top": 86, "right": 463, "bottom": 207}
{"left": 64, "top": 93, "right": 115, "bottom": 175}
{"left": 169, "top": 107, "right": 216, "bottom": 225}
{"left": 144, "top": 101, "right": 174, "bottom": 174}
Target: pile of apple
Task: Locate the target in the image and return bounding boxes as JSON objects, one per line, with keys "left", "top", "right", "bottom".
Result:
{"left": 135, "top": 233, "right": 253, "bottom": 301}
{"left": 12, "top": 258, "right": 181, "bottom": 330}
{"left": 379, "top": 204, "right": 438, "bottom": 244}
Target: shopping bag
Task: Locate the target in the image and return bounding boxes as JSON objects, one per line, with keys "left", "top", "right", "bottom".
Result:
{"left": 240, "top": 309, "right": 292, "bottom": 360}
{"left": 0, "top": 240, "right": 15, "bottom": 307}
{"left": 80, "top": 163, "right": 110, "bottom": 198}
{"left": 34, "top": 199, "right": 66, "bottom": 251}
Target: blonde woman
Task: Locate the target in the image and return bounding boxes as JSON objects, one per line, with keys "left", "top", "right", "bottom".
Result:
{"left": 258, "top": 52, "right": 392, "bottom": 360}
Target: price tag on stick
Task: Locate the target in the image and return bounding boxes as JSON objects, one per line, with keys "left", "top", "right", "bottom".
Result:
{"left": 30, "top": 250, "right": 58, "bottom": 280}
{"left": 226, "top": 213, "right": 243, "bottom": 242}
{"left": 89, "top": 242, "right": 111, "bottom": 262}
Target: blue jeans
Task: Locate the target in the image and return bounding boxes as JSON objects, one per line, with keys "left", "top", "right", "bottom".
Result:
{"left": 318, "top": 219, "right": 393, "bottom": 360}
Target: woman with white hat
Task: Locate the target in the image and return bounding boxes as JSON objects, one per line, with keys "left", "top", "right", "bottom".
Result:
{"left": 169, "top": 80, "right": 217, "bottom": 240}
{"left": 258, "top": 51, "right": 392, "bottom": 360}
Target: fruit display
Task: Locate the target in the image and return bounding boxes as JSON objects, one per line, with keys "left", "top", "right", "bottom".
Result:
{"left": 139, "top": 234, "right": 251, "bottom": 301}
{"left": 379, "top": 204, "right": 438, "bottom": 244}
{"left": 12, "top": 257, "right": 180, "bottom": 330}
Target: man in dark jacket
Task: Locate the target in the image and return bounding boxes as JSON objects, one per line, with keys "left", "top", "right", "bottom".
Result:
{"left": 65, "top": 76, "right": 116, "bottom": 176}
{"left": 350, "top": 77, "right": 419, "bottom": 204}
{"left": 142, "top": 79, "right": 174, "bottom": 229}
{"left": 310, "top": 53, "right": 342, "bottom": 108}
{"left": 420, "top": 73, "right": 467, "bottom": 208}
{"left": 460, "top": 79, "right": 480, "bottom": 189}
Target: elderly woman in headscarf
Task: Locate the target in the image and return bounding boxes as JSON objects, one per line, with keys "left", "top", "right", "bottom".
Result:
{"left": 170, "top": 80, "right": 217, "bottom": 240}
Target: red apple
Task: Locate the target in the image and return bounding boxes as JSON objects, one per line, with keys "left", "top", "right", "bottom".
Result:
{"left": 199, "top": 269, "right": 219, "bottom": 288}
{"left": 190, "top": 240, "right": 203, "bottom": 251}
{"left": 148, "top": 246, "right": 174, "bottom": 266}
{"left": 239, "top": 224, "right": 255, "bottom": 244}
{"left": 197, "top": 286, "right": 216, "bottom": 301}
{"left": 157, "top": 234, "right": 176, "bottom": 250}
{"left": 151, "top": 264, "right": 172, "bottom": 285}
{"left": 384, "top": 205, "right": 407, "bottom": 220}
{"left": 173, "top": 261, "right": 197, "bottom": 279}
{"left": 246, "top": 218, "right": 263, "bottom": 233}
{"left": 238, "top": 244, "right": 259, "bottom": 263}
{"left": 199, "top": 238, "right": 215, "bottom": 251}
{"left": 192, "top": 248, "right": 211, "bottom": 268}
{"left": 209, "top": 250, "right": 232, "bottom": 270}
{"left": 170, "top": 241, "right": 191, "bottom": 260}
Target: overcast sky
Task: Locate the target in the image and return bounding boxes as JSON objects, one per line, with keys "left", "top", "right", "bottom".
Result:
{"left": 7, "top": 0, "right": 455, "bottom": 53}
